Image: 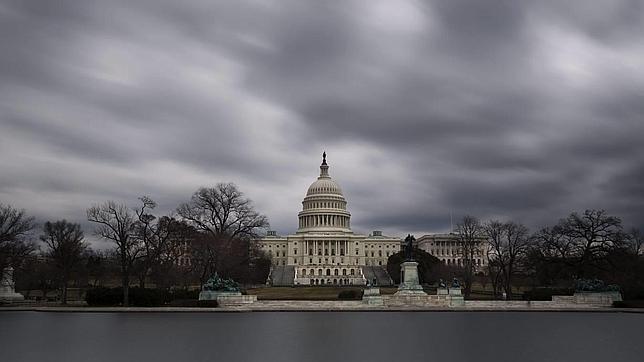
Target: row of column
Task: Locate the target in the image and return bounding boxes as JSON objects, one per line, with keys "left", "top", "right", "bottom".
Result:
{"left": 299, "top": 214, "right": 349, "bottom": 228}
{"left": 305, "top": 240, "right": 349, "bottom": 256}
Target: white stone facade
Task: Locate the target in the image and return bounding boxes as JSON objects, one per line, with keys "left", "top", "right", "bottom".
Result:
{"left": 259, "top": 154, "right": 401, "bottom": 286}
{"left": 416, "top": 233, "right": 488, "bottom": 272}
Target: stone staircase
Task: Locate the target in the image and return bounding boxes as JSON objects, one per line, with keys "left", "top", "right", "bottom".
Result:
{"left": 361, "top": 266, "right": 393, "bottom": 286}
{"left": 269, "top": 265, "right": 295, "bottom": 286}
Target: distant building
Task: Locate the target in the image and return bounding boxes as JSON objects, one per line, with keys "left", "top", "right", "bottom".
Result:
{"left": 416, "top": 233, "right": 488, "bottom": 272}
{"left": 259, "top": 154, "right": 400, "bottom": 286}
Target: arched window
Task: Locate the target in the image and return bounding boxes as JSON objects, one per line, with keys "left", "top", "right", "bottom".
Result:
{"left": 302, "top": 269, "right": 306, "bottom": 276}
{"left": 334, "top": 269, "right": 339, "bottom": 276}
{"left": 318, "top": 269, "right": 323, "bottom": 276}
{"left": 350, "top": 269, "right": 355, "bottom": 275}
{"left": 342, "top": 269, "right": 347, "bottom": 275}
{"left": 326, "top": 269, "right": 331, "bottom": 276}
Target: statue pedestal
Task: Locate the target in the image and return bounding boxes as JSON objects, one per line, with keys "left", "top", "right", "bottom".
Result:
{"left": 0, "top": 288, "right": 24, "bottom": 303}
{"left": 199, "top": 291, "right": 256, "bottom": 306}
{"left": 362, "top": 287, "right": 384, "bottom": 306}
{"left": 199, "top": 290, "right": 242, "bottom": 300}
{"left": 1, "top": 266, "right": 24, "bottom": 303}
{"left": 395, "top": 261, "right": 426, "bottom": 296}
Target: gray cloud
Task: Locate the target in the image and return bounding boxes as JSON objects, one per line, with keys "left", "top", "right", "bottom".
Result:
{"left": 1, "top": 0, "right": 643, "bottom": 248}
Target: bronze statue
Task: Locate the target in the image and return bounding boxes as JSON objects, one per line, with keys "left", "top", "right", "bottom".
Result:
{"left": 404, "top": 234, "right": 415, "bottom": 261}
{"left": 202, "top": 272, "right": 241, "bottom": 292}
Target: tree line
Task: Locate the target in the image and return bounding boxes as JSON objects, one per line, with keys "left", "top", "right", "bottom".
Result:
{"left": 0, "top": 183, "right": 271, "bottom": 306}
{"left": 453, "top": 210, "right": 643, "bottom": 300}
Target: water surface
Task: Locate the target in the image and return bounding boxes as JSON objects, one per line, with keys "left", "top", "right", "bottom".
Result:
{"left": 0, "top": 311, "right": 641, "bottom": 362}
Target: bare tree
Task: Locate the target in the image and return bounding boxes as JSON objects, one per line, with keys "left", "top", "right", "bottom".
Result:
{"left": 132, "top": 196, "right": 158, "bottom": 288}
{"left": 560, "top": 209, "right": 625, "bottom": 278}
{"left": 40, "top": 220, "right": 87, "bottom": 304}
{"left": 177, "top": 183, "right": 269, "bottom": 284}
{"left": 0, "top": 203, "right": 36, "bottom": 269}
{"left": 528, "top": 209, "right": 628, "bottom": 285}
{"left": 132, "top": 196, "right": 194, "bottom": 288}
{"left": 483, "top": 220, "right": 505, "bottom": 298}
{"left": 485, "top": 220, "right": 530, "bottom": 299}
{"left": 456, "top": 215, "right": 483, "bottom": 298}
{"left": 626, "top": 228, "right": 643, "bottom": 256}
{"left": 87, "top": 201, "right": 141, "bottom": 306}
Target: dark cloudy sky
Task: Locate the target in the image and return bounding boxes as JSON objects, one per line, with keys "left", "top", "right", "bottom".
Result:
{"left": 1, "top": 0, "right": 643, "bottom": 246}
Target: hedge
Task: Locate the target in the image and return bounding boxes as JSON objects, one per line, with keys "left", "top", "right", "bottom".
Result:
{"left": 338, "top": 290, "right": 363, "bottom": 300}
{"left": 522, "top": 287, "right": 574, "bottom": 301}
{"left": 86, "top": 287, "right": 198, "bottom": 307}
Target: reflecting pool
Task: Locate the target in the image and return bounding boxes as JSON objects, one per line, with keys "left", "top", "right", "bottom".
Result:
{"left": 0, "top": 311, "right": 642, "bottom": 362}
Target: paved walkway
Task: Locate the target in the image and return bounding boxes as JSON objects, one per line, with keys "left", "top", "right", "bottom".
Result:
{"left": 1, "top": 300, "right": 643, "bottom": 313}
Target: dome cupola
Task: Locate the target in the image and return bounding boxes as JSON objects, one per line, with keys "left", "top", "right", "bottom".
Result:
{"left": 297, "top": 153, "right": 352, "bottom": 233}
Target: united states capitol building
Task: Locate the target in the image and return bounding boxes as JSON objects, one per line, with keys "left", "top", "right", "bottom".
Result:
{"left": 259, "top": 153, "right": 400, "bottom": 286}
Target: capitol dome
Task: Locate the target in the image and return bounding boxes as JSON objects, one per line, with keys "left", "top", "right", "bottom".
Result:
{"left": 297, "top": 153, "right": 352, "bottom": 233}
{"left": 306, "top": 165, "right": 343, "bottom": 196}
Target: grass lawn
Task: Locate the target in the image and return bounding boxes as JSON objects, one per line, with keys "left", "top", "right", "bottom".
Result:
{"left": 246, "top": 287, "right": 362, "bottom": 300}
{"left": 246, "top": 286, "right": 412, "bottom": 300}
{"left": 245, "top": 283, "right": 530, "bottom": 301}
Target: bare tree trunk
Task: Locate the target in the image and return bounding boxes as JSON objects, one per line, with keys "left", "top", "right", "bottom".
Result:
{"left": 61, "top": 273, "right": 68, "bottom": 305}
{"left": 123, "top": 274, "right": 129, "bottom": 306}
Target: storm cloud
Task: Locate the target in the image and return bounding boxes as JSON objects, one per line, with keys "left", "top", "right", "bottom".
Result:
{"left": 1, "top": 0, "right": 643, "bottom": 246}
